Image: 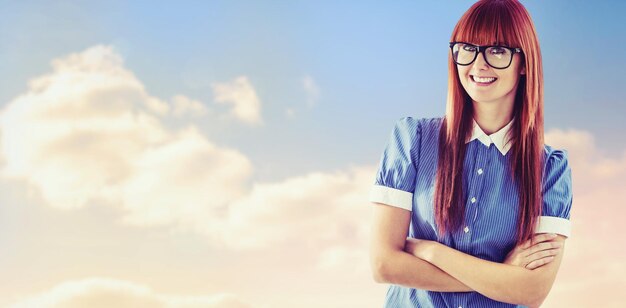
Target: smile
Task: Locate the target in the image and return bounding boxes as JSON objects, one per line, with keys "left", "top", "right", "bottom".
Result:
{"left": 471, "top": 75, "right": 497, "bottom": 85}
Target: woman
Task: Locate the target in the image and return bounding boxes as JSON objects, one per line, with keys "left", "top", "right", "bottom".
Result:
{"left": 369, "top": 0, "right": 573, "bottom": 307}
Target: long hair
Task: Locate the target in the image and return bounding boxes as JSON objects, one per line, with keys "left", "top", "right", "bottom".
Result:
{"left": 434, "top": 0, "right": 544, "bottom": 246}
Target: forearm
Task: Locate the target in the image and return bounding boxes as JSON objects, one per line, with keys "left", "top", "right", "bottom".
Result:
{"left": 423, "top": 244, "right": 541, "bottom": 306}
{"left": 376, "top": 249, "right": 473, "bottom": 292}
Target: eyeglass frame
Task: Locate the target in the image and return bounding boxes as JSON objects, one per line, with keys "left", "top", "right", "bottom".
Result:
{"left": 449, "top": 41, "right": 523, "bottom": 69}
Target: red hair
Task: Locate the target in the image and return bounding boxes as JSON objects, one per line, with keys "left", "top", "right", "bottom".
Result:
{"left": 434, "top": 0, "right": 544, "bottom": 246}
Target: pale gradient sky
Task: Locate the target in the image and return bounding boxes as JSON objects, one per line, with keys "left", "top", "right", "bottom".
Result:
{"left": 0, "top": 1, "right": 625, "bottom": 307}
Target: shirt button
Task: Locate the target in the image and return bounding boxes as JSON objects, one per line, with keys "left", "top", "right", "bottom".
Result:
{"left": 471, "top": 197, "right": 476, "bottom": 203}
{"left": 477, "top": 168, "right": 483, "bottom": 175}
{"left": 458, "top": 306, "right": 463, "bottom": 308}
{"left": 464, "top": 226, "right": 469, "bottom": 233}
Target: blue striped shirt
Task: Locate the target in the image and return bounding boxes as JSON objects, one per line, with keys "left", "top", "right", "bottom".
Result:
{"left": 369, "top": 117, "right": 573, "bottom": 308}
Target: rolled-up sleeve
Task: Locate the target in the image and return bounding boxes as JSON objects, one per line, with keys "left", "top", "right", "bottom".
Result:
{"left": 535, "top": 149, "right": 573, "bottom": 237}
{"left": 369, "top": 117, "right": 421, "bottom": 211}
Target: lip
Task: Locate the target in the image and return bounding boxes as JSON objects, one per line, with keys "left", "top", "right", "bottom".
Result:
{"left": 470, "top": 75, "right": 497, "bottom": 86}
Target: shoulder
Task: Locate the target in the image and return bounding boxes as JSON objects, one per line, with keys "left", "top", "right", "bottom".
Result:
{"left": 542, "top": 144, "right": 570, "bottom": 170}
{"left": 542, "top": 144, "right": 572, "bottom": 187}
{"left": 392, "top": 116, "right": 443, "bottom": 135}
{"left": 543, "top": 144, "right": 566, "bottom": 157}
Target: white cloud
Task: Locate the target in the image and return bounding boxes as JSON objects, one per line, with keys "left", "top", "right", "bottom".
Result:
{"left": 317, "top": 245, "right": 370, "bottom": 273}
{"left": 9, "top": 277, "right": 255, "bottom": 308}
{"left": 283, "top": 75, "right": 319, "bottom": 119}
{"left": 546, "top": 128, "right": 626, "bottom": 194}
{"left": 0, "top": 45, "right": 252, "bottom": 225}
{"left": 0, "top": 45, "right": 371, "bottom": 269}
{"left": 285, "top": 108, "right": 296, "bottom": 119}
{"left": 302, "top": 75, "right": 319, "bottom": 108}
{"left": 223, "top": 165, "right": 374, "bottom": 251}
{"left": 211, "top": 76, "right": 263, "bottom": 125}
{"left": 171, "top": 95, "right": 210, "bottom": 118}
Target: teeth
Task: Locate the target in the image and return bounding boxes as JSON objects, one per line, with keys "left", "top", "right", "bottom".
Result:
{"left": 472, "top": 75, "right": 496, "bottom": 83}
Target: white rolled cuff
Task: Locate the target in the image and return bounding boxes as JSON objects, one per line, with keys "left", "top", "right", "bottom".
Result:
{"left": 369, "top": 184, "right": 413, "bottom": 211}
{"left": 535, "top": 216, "right": 571, "bottom": 238}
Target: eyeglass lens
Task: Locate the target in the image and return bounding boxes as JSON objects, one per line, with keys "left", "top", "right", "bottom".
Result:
{"left": 452, "top": 43, "right": 513, "bottom": 69}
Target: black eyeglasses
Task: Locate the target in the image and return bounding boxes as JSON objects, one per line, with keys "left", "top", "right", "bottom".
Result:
{"left": 449, "top": 42, "right": 523, "bottom": 69}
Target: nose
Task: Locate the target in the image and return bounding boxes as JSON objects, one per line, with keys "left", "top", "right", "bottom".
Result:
{"left": 472, "top": 50, "right": 490, "bottom": 71}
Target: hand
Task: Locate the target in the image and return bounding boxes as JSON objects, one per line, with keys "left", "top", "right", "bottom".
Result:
{"left": 504, "top": 233, "right": 563, "bottom": 270}
{"left": 404, "top": 237, "right": 438, "bottom": 261}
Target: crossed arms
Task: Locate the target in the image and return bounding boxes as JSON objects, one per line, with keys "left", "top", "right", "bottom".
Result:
{"left": 370, "top": 203, "right": 566, "bottom": 308}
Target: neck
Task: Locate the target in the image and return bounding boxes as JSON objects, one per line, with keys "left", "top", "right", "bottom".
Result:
{"left": 471, "top": 97, "right": 514, "bottom": 134}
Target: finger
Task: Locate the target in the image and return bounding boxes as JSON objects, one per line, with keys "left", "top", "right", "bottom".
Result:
{"left": 520, "top": 233, "right": 553, "bottom": 250}
{"left": 520, "top": 238, "right": 533, "bottom": 250}
{"left": 529, "top": 233, "right": 558, "bottom": 246}
{"left": 524, "top": 241, "right": 563, "bottom": 257}
{"left": 525, "top": 256, "right": 555, "bottom": 270}
{"left": 520, "top": 236, "right": 539, "bottom": 250}
{"left": 526, "top": 247, "right": 561, "bottom": 262}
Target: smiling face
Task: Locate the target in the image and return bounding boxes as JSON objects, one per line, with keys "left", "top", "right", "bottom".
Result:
{"left": 457, "top": 47, "right": 526, "bottom": 106}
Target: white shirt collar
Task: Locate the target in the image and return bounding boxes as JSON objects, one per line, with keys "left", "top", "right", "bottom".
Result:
{"left": 465, "top": 118, "right": 514, "bottom": 155}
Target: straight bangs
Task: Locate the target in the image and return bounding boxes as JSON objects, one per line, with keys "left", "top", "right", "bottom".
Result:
{"left": 452, "top": 1, "right": 521, "bottom": 48}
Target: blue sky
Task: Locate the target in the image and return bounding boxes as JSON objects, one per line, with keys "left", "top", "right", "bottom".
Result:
{"left": 1, "top": 1, "right": 625, "bottom": 183}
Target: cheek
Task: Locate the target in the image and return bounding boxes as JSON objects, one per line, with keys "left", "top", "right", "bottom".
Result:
{"left": 507, "top": 57, "right": 524, "bottom": 83}
{"left": 457, "top": 66, "right": 469, "bottom": 78}
{"left": 503, "top": 71, "right": 520, "bottom": 85}
{"left": 457, "top": 67, "right": 470, "bottom": 87}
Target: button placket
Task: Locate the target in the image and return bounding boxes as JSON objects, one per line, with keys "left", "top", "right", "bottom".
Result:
{"left": 463, "top": 149, "right": 478, "bottom": 240}
{"left": 470, "top": 148, "right": 490, "bottom": 224}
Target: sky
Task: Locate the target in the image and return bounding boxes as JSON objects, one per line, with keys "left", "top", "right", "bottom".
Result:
{"left": 0, "top": 0, "right": 625, "bottom": 307}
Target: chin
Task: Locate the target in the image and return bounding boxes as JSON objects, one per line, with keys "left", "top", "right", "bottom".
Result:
{"left": 468, "top": 94, "right": 497, "bottom": 103}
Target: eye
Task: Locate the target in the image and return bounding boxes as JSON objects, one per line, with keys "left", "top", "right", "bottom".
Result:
{"left": 462, "top": 44, "right": 477, "bottom": 52}
{"left": 489, "top": 47, "right": 507, "bottom": 55}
